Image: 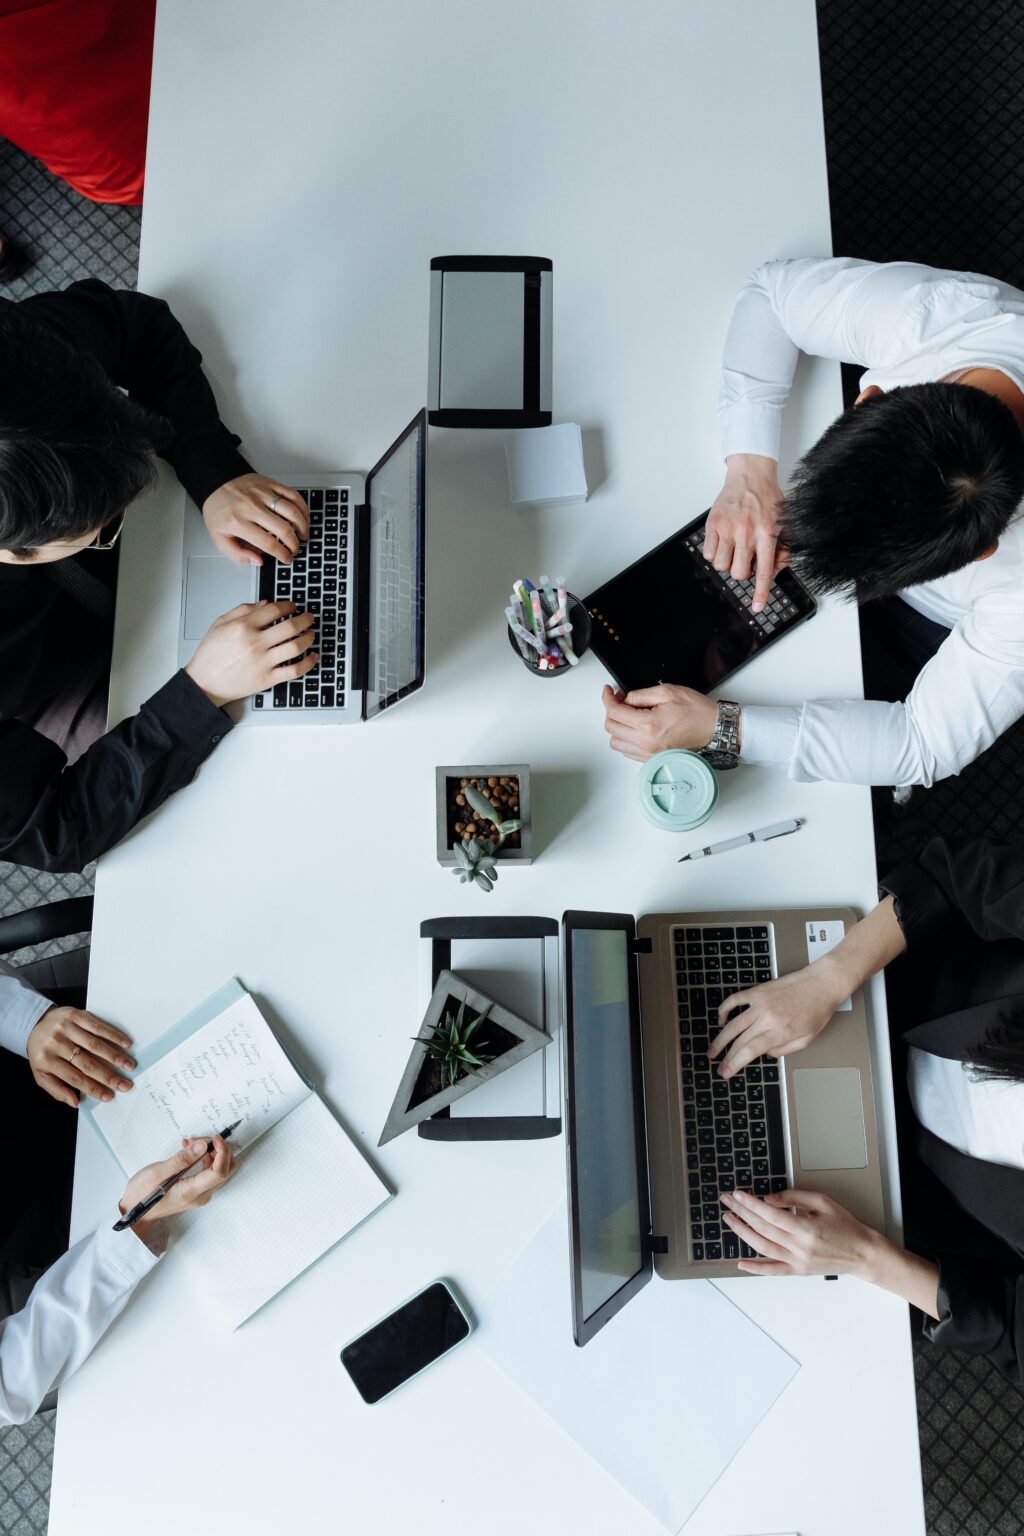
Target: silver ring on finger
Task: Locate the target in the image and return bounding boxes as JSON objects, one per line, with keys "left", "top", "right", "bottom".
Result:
{"left": 269, "top": 493, "right": 281, "bottom": 513}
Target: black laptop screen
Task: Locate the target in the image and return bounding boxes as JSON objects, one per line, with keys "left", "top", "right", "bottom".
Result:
{"left": 567, "top": 925, "right": 647, "bottom": 1327}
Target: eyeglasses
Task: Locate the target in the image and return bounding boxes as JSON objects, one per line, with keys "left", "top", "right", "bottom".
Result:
{"left": 88, "top": 508, "right": 127, "bottom": 551}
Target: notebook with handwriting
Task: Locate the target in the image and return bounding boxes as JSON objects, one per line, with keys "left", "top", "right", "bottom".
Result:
{"left": 86, "top": 979, "right": 391, "bottom": 1329}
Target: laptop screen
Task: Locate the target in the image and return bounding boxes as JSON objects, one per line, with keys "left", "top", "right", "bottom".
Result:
{"left": 563, "top": 914, "right": 653, "bottom": 1345}
{"left": 364, "top": 412, "right": 427, "bottom": 719}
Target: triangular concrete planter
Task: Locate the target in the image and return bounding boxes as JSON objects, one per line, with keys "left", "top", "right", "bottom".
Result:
{"left": 378, "top": 969, "right": 550, "bottom": 1146}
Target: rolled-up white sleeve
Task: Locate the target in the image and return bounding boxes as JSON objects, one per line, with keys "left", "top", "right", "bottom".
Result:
{"left": 0, "top": 973, "right": 51, "bottom": 1059}
{"left": 0, "top": 1219, "right": 163, "bottom": 1425}
{"left": 742, "top": 606, "right": 1024, "bottom": 785}
{"left": 718, "top": 256, "right": 930, "bottom": 461}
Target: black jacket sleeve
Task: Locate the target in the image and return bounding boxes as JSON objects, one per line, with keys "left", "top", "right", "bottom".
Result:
{"left": 880, "top": 836, "right": 1024, "bottom": 951}
{"left": 923, "top": 1255, "right": 1024, "bottom": 1387}
{"left": 16, "top": 279, "right": 253, "bottom": 508}
{"left": 0, "top": 671, "right": 233, "bottom": 873}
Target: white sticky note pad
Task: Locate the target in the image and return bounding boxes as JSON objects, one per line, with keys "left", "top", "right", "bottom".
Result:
{"left": 505, "top": 423, "right": 588, "bottom": 505}
{"left": 804, "top": 918, "right": 852, "bottom": 1011}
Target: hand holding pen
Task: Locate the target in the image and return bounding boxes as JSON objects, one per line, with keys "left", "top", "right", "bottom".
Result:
{"left": 114, "top": 1121, "right": 241, "bottom": 1235}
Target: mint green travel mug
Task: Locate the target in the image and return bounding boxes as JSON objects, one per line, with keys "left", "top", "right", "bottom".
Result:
{"left": 636, "top": 750, "right": 719, "bottom": 832}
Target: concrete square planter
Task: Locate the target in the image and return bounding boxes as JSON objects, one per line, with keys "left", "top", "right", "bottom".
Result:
{"left": 378, "top": 968, "right": 549, "bottom": 1145}
{"left": 435, "top": 764, "right": 533, "bottom": 867}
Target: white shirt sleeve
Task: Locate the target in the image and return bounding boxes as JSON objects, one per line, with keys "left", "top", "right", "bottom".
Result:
{"left": 742, "top": 605, "right": 1024, "bottom": 785}
{"left": 0, "top": 972, "right": 51, "bottom": 1059}
{"left": 0, "top": 1219, "right": 164, "bottom": 1425}
{"left": 717, "top": 256, "right": 959, "bottom": 461}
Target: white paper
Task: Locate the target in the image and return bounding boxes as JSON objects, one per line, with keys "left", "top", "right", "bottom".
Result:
{"left": 505, "top": 423, "right": 588, "bottom": 505}
{"left": 476, "top": 1206, "right": 799, "bottom": 1532}
{"left": 177, "top": 1094, "right": 391, "bottom": 1329}
{"left": 804, "top": 919, "right": 852, "bottom": 1011}
{"left": 92, "top": 992, "right": 309, "bottom": 1169}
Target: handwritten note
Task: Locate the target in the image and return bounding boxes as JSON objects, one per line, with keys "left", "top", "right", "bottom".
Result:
{"left": 93, "top": 993, "right": 309, "bottom": 1172}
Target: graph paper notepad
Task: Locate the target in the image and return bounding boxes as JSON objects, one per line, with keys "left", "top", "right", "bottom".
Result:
{"left": 87, "top": 979, "right": 391, "bottom": 1328}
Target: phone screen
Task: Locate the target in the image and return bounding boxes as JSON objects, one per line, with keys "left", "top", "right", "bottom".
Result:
{"left": 341, "top": 1282, "right": 470, "bottom": 1404}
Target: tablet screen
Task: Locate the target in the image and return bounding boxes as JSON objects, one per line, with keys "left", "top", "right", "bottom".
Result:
{"left": 584, "top": 513, "right": 815, "bottom": 694}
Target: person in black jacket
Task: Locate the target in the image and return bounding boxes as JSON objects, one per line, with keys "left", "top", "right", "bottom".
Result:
{"left": 0, "top": 279, "right": 320, "bottom": 870}
{"left": 703, "top": 835, "right": 1024, "bottom": 1386}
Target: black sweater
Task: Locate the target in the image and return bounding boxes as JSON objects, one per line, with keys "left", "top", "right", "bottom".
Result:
{"left": 0, "top": 280, "right": 248, "bottom": 870}
{"left": 881, "top": 836, "right": 1024, "bottom": 1385}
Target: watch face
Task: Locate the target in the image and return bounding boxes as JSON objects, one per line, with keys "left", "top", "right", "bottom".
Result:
{"left": 700, "top": 749, "right": 740, "bottom": 770}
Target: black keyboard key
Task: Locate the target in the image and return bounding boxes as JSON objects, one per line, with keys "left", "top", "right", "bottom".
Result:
{"left": 754, "top": 941, "right": 770, "bottom": 956}
{"left": 253, "top": 693, "right": 264, "bottom": 709}
{"left": 739, "top": 970, "right": 755, "bottom": 985}
{"left": 756, "top": 969, "right": 772, "bottom": 983}
{"left": 325, "top": 488, "right": 338, "bottom": 502}
{"left": 731, "top": 1112, "right": 748, "bottom": 1131}
{"left": 707, "top": 927, "right": 733, "bottom": 940}
{"left": 701, "top": 1184, "right": 717, "bottom": 1206}
{"left": 722, "top": 970, "right": 738, "bottom": 986}
{"left": 764, "top": 1085, "right": 786, "bottom": 1169}
{"left": 748, "top": 1084, "right": 764, "bottom": 1103}
{"left": 308, "top": 489, "right": 324, "bottom": 510}
{"left": 702, "top": 1203, "right": 718, "bottom": 1224}
{"left": 692, "top": 1243, "right": 704, "bottom": 1262}
{"left": 687, "top": 1154, "right": 700, "bottom": 1170}
{"left": 735, "top": 1150, "right": 751, "bottom": 1169}
{"left": 754, "top": 1177, "right": 771, "bottom": 1196}
{"left": 712, "top": 1079, "right": 728, "bottom": 1100}
{"left": 258, "top": 563, "right": 277, "bottom": 601}
{"left": 716, "top": 1155, "right": 734, "bottom": 1174}
{"left": 754, "top": 1159, "right": 769, "bottom": 1176}
{"left": 687, "top": 1169, "right": 701, "bottom": 1189}
{"left": 752, "top": 1140, "right": 767, "bottom": 1158}
{"left": 288, "top": 682, "right": 303, "bottom": 706}
{"left": 704, "top": 1223, "right": 721, "bottom": 1242}
{"left": 719, "top": 1173, "right": 735, "bottom": 1192}
{"left": 706, "top": 1242, "right": 722, "bottom": 1260}
{"left": 697, "top": 1110, "right": 713, "bottom": 1128}
{"left": 752, "top": 926, "right": 769, "bottom": 939}
{"left": 763, "top": 1065, "right": 779, "bottom": 1083}
{"left": 723, "top": 1232, "right": 739, "bottom": 1260}
{"left": 691, "top": 1221, "right": 703, "bottom": 1242}
{"left": 699, "top": 1148, "right": 716, "bottom": 1167}
{"left": 740, "top": 1241, "right": 757, "bottom": 1259}
{"left": 736, "top": 926, "right": 753, "bottom": 939}
{"left": 321, "top": 687, "right": 335, "bottom": 706}
{"left": 272, "top": 683, "right": 287, "bottom": 707}
{"left": 733, "top": 1131, "right": 749, "bottom": 1150}
{"left": 770, "top": 1176, "right": 789, "bottom": 1195}
{"left": 735, "top": 1168, "right": 753, "bottom": 1188}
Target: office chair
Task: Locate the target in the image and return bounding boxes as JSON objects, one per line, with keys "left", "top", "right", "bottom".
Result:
{"left": 0, "top": 895, "right": 93, "bottom": 1007}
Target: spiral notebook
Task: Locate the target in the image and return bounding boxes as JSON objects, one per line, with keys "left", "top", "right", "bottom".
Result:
{"left": 86, "top": 979, "right": 391, "bottom": 1329}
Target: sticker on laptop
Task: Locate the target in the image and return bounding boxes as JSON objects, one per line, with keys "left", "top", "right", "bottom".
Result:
{"left": 805, "top": 919, "right": 852, "bottom": 1011}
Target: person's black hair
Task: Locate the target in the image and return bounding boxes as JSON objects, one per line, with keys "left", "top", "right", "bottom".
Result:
{"left": 965, "top": 1001, "right": 1024, "bottom": 1085}
{"left": 0, "top": 311, "right": 172, "bottom": 558}
{"left": 778, "top": 382, "right": 1024, "bottom": 604}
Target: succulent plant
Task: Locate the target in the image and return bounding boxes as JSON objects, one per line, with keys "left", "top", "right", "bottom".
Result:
{"left": 418, "top": 998, "right": 494, "bottom": 1089}
{"left": 452, "top": 837, "right": 499, "bottom": 891}
{"left": 463, "top": 782, "right": 522, "bottom": 842}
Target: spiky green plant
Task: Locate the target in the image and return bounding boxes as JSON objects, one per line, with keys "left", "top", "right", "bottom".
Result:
{"left": 418, "top": 999, "right": 494, "bottom": 1090}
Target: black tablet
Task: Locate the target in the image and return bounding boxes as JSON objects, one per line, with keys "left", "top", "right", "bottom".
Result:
{"left": 583, "top": 510, "right": 817, "bottom": 694}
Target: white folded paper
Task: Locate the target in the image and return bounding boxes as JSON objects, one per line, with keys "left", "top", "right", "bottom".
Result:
{"left": 475, "top": 1204, "right": 799, "bottom": 1531}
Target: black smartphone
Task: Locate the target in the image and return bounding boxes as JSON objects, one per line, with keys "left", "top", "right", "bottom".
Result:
{"left": 340, "top": 1280, "right": 472, "bottom": 1404}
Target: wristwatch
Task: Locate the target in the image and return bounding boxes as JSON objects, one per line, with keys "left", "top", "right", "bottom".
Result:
{"left": 699, "top": 699, "right": 741, "bottom": 770}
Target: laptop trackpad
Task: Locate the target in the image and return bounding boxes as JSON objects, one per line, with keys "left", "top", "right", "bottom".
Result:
{"left": 791, "top": 1067, "right": 868, "bottom": 1170}
{"left": 184, "top": 559, "right": 255, "bottom": 640}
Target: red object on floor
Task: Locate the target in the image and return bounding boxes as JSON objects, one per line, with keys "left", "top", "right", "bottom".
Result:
{"left": 0, "top": 0, "right": 156, "bottom": 206}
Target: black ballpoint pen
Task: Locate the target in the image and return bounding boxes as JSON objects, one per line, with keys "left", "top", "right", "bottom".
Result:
{"left": 113, "top": 1119, "right": 242, "bottom": 1231}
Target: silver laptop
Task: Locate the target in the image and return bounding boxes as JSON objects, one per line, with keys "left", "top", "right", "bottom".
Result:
{"left": 177, "top": 412, "right": 427, "bottom": 724}
{"left": 561, "top": 906, "right": 884, "bottom": 1345}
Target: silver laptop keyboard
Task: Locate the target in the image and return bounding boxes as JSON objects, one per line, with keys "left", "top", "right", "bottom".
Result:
{"left": 676, "top": 924, "right": 789, "bottom": 1263}
{"left": 255, "top": 487, "right": 348, "bottom": 711}
{"left": 683, "top": 528, "right": 802, "bottom": 636}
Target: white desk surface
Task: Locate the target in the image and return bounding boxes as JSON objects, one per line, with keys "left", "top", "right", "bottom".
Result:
{"left": 49, "top": 3, "right": 925, "bottom": 1533}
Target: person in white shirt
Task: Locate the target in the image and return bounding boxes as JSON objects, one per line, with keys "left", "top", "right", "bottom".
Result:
{"left": 702, "top": 835, "right": 1024, "bottom": 1385}
{"left": 601, "top": 258, "right": 1024, "bottom": 787}
{"left": 0, "top": 971, "right": 234, "bottom": 1423}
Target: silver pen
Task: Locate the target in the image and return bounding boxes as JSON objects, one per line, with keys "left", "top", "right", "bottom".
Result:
{"left": 678, "top": 818, "right": 804, "bottom": 863}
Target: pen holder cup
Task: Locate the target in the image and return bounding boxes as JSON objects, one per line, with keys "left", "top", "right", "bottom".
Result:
{"left": 637, "top": 750, "right": 719, "bottom": 832}
{"left": 507, "top": 594, "right": 592, "bottom": 676}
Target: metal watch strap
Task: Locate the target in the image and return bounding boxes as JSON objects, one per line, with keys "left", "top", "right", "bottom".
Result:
{"left": 705, "top": 699, "right": 741, "bottom": 758}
